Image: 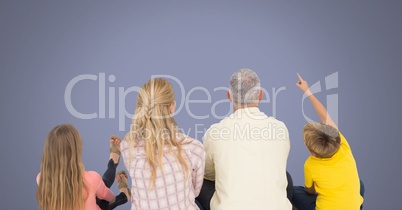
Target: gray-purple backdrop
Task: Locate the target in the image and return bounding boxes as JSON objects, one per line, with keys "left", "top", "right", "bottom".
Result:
{"left": 1, "top": 1, "right": 401, "bottom": 209}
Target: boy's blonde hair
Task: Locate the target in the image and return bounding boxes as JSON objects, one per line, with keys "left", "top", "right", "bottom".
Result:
{"left": 303, "top": 122, "right": 341, "bottom": 158}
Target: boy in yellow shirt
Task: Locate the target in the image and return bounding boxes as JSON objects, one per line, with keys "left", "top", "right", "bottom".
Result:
{"left": 292, "top": 73, "right": 364, "bottom": 210}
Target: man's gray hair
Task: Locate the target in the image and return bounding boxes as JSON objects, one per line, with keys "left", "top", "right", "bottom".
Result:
{"left": 229, "top": 68, "right": 261, "bottom": 105}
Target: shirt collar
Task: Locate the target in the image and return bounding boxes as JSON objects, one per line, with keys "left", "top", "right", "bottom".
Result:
{"left": 231, "top": 107, "right": 265, "bottom": 119}
{"left": 234, "top": 107, "right": 260, "bottom": 114}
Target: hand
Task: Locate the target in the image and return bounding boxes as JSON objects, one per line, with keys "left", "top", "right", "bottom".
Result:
{"left": 110, "top": 135, "right": 122, "bottom": 151}
{"left": 296, "top": 73, "right": 310, "bottom": 94}
{"left": 110, "top": 138, "right": 121, "bottom": 148}
{"left": 116, "top": 173, "right": 126, "bottom": 183}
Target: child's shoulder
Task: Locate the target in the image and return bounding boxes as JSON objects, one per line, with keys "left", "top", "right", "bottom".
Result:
{"left": 338, "top": 131, "right": 352, "bottom": 151}
{"left": 305, "top": 156, "right": 316, "bottom": 165}
{"left": 83, "top": 171, "right": 103, "bottom": 190}
{"left": 84, "top": 171, "right": 102, "bottom": 180}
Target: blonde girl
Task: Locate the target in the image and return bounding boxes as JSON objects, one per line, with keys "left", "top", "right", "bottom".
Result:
{"left": 36, "top": 124, "right": 129, "bottom": 210}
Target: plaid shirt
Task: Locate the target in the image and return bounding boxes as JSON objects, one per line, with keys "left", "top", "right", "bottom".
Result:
{"left": 121, "top": 133, "right": 205, "bottom": 210}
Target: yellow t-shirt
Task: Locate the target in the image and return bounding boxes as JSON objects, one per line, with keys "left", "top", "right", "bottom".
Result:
{"left": 304, "top": 132, "right": 364, "bottom": 210}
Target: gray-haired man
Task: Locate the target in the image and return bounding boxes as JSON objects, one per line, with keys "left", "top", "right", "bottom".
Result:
{"left": 196, "top": 69, "right": 292, "bottom": 210}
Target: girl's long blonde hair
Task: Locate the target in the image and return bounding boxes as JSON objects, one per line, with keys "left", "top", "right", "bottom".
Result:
{"left": 128, "top": 78, "right": 189, "bottom": 188}
{"left": 36, "top": 124, "right": 88, "bottom": 210}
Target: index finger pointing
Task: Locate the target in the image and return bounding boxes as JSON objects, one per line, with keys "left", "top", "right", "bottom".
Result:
{"left": 297, "top": 73, "right": 303, "bottom": 81}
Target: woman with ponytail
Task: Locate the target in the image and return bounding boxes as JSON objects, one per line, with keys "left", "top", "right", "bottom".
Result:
{"left": 121, "top": 78, "right": 206, "bottom": 210}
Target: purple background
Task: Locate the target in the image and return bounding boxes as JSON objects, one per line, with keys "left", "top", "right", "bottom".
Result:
{"left": 1, "top": 1, "right": 401, "bottom": 209}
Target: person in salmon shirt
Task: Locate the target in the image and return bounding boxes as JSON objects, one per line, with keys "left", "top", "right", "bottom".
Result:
{"left": 36, "top": 124, "right": 131, "bottom": 210}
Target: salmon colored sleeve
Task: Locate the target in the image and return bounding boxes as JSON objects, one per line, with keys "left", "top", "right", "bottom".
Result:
{"left": 87, "top": 171, "right": 115, "bottom": 202}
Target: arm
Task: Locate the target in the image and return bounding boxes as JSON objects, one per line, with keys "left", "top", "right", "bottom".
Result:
{"left": 121, "top": 135, "right": 131, "bottom": 170}
{"left": 203, "top": 131, "right": 215, "bottom": 181}
{"left": 304, "top": 164, "right": 317, "bottom": 195}
{"left": 92, "top": 172, "right": 116, "bottom": 203}
{"left": 296, "top": 73, "right": 338, "bottom": 130}
{"left": 306, "top": 185, "right": 316, "bottom": 195}
{"left": 192, "top": 142, "right": 206, "bottom": 196}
